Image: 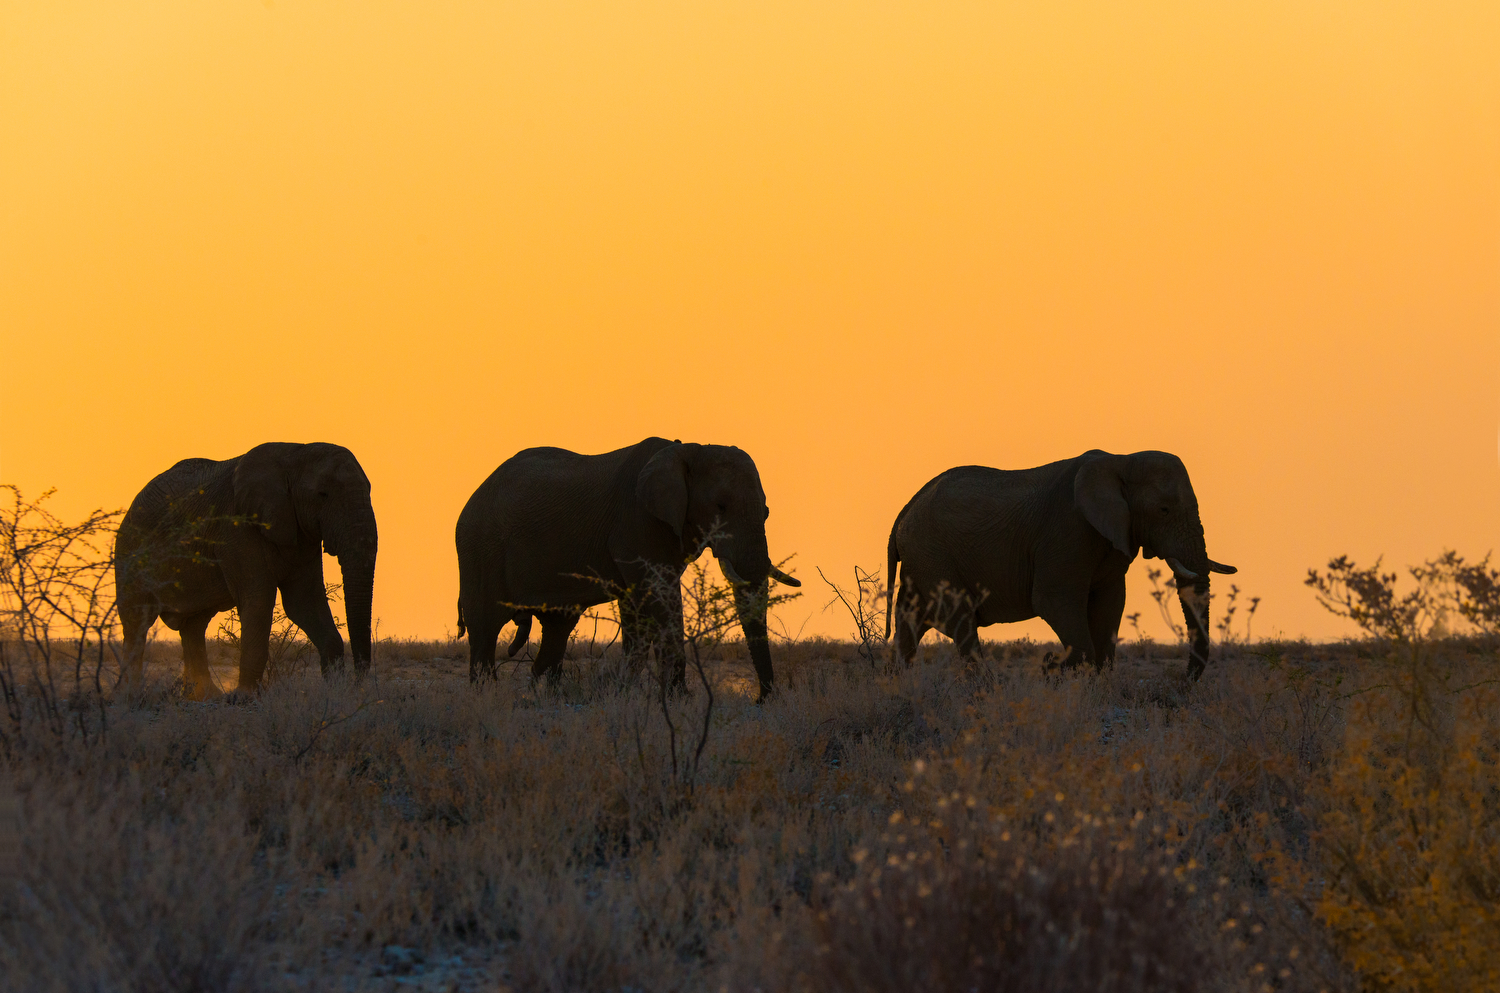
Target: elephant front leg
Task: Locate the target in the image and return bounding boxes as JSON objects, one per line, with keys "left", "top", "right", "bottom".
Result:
{"left": 1086, "top": 576, "right": 1128, "bottom": 671}
{"left": 234, "top": 590, "right": 276, "bottom": 693}
{"left": 1034, "top": 590, "right": 1096, "bottom": 670}
{"left": 617, "top": 594, "right": 646, "bottom": 673}
{"left": 280, "top": 559, "right": 347, "bottom": 678}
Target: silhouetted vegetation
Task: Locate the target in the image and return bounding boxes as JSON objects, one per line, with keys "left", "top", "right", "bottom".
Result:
{"left": 2, "top": 503, "right": 1497, "bottom": 990}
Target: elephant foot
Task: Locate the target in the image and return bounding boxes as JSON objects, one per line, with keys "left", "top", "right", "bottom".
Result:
{"left": 220, "top": 688, "right": 256, "bottom": 706}
{"left": 184, "top": 677, "right": 224, "bottom": 702}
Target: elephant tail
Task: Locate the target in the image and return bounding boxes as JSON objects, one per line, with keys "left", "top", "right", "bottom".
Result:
{"left": 506, "top": 612, "right": 533, "bottom": 658}
{"left": 456, "top": 600, "right": 466, "bottom": 639}
{"left": 885, "top": 522, "right": 901, "bottom": 640}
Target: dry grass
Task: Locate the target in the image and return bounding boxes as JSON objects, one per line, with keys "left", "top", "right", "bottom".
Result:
{"left": 1, "top": 633, "right": 1496, "bottom": 992}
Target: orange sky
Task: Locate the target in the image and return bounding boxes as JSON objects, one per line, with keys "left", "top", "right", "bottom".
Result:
{"left": 3, "top": 1, "right": 1498, "bottom": 646}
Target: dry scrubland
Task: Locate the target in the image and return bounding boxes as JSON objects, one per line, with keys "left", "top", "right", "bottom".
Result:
{"left": 3, "top": 630, "right": 1498, "bottom": 993}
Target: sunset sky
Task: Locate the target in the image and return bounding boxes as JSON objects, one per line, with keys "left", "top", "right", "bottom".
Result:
{"left": 3, "top": 1, "right": 1497, "bottom": 646}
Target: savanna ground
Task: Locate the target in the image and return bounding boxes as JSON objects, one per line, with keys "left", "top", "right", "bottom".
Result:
{"left": 2, "top": 488, "right": 1498, "bottom": 991}
{"left": 3, "top": 628, "right": 1497, "bottom": 993}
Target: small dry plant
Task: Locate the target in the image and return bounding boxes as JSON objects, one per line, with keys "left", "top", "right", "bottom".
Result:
{"left": 1237, "top": 552, "right": 1500, "bottom": 992}
{"left": 0, "top": 487, "right": 124, "bottom": 753}
{"left": 818, "top": 565, "right": 887, "bottom": 666}
{"left": 7, "top": 505, "right": 1497, "bottom": 992}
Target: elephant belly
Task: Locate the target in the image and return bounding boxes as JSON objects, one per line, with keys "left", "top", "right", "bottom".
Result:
{"left": 503, "top": 561, "right": 618, "bottom": 612}
{"left": 975, "top": 594, "right": 1037, "bottom": 627}
{"left": 131, "top": 560, "right": 236, "bottom": 617}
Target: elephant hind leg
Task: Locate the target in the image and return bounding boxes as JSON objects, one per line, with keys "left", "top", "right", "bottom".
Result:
{"left": 119, "top": 603, "right": 159, "bottom": 687}
{"left": 893, "top": 581, "right": 928, "bottom": 665}
{"left": 461, "top": 581, "right": 513, "bottom": 683}
{"left": 506, "top": 613, "right": 533, "bottom": 658}
{"left": 530, "top": 610, "right": 581, "bottom": 684}
{"left": 179, "top": 611, "right": 223, "bottom": 701}
{"left": 467, "top": 618, "right": 502, "bottom": 684}
{"left": 943, "top": 607, "right": 981, "bottom": 663}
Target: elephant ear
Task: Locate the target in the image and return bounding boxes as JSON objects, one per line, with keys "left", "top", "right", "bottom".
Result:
{"left": 636, "top": 444, "right": 689, "bottom": 538}
{"left": 232, "top": 444, "right": 300, "bottom": 546}
{"left": 1074, "top": 455, "right": 1134, "bottom": 557}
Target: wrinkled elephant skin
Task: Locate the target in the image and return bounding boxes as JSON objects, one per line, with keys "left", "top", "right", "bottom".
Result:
{"left": 886, "top": 450, "right": 1234, "bottom": 679}
{"left": 115, "top": 442, "right": 378, "bottom": 699}
{"left": 455, "top": 438, "right": 798, "bottom": 700}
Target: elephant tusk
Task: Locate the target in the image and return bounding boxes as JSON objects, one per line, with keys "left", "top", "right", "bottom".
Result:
{"left": 769, "top": 564, "right": 801, "bottom": 588}
{"left": 719, "top": 558, "right": 750, "bottom": 586}
{"left": 1166, "top": 557, "right": 1200, "bottom": 581}
{"left": 1208, "top": 559, "right": 1238, "bottom": 575}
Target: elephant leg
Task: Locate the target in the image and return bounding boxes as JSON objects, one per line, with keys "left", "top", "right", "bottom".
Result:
{"left": 530, "top": 610, "right": 581, "bottom": 683}
{"left": 280, "top": 558, "right": 346, "bottom": 677}
{"left": 468, "top": 617, "right": 501, "bottom": 683}
{"left": 1034, "top": 591, "right": 1096, "bottom": 670}
{"left": 893, "top": 580, "right": 928, "bottom": 664}
{"left": 234, "top": 588, "right": 276, "bottom": 693}
{"left": 942, "top": 605, "right": 981, "bottom": 663}
{"left": 179, "top": 611, "right": 222, "bottom": 701}
{"left": 616, "top": 593, "right": 650, "bottom": 673}
{"left": 119, "top": 603, "right": 158, "bottom": 687}
{"left": 505, "top": 613, "right": 533, "bottom": 658}
{"left": 621, "top": 569, "right": 687, "bottom": 688}
{"left": 461, "top": 581, "right": 511, "bottom": 682}
{"left": 1086, "top": 575, "right": 1128, "bottom": 671}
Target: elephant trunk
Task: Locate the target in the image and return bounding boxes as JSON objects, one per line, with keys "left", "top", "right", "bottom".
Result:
{"left": 1161, "top": 514, "right": 1213, "bottom": 680}
{"left": 337, "top": 523, "right": 377, "bottom": 675}
{"left": 710, "top": 526, "right": 784, "bottom": 702}
{"left": 1178, "top": 576, "right": 1212, "bottom": 681}
{"left": 733, "top": 579, "right": 775, "bottom": 703}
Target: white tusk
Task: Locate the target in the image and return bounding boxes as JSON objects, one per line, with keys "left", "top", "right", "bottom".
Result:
{"left": 1166, "top": 557, "right": 1199, "bottom": 581}
{"left": 719, "top": 558, "right": 749, "bottom": 586}
{"left": 769, "top": 564, "right": 801, "bottom": 588}
{"left": 1208, "top": 559, "right": 1238, "bottom": 575}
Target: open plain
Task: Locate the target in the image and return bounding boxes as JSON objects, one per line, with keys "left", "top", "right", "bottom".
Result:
{"left": 4, "top": 630, "right": 1496, "bottom": 992}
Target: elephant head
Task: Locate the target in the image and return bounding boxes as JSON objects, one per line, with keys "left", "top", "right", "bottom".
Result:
{"left": 1075, "top": 451, "right": 1234, "bottom": 677}
{"left": 637, "top": 442, "right": 800, "bottom": 694}
{"left": 233, "top": 442, "right": 378, "bottom": 671}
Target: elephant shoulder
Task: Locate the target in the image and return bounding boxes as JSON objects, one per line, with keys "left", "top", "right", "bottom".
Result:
{"left": 134, "top": 457, "right": 225, "bottom": 501}
{"left": 166, "top": 457, "right": 222, "bottom": 478}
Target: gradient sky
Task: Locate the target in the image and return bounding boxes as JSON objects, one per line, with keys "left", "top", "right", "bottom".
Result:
{"left": 3, "top": 1, "right": 1498, "bottom": 645}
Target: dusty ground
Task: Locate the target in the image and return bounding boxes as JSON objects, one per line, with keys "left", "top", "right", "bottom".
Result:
{"left": 4, "top": 632, "right": 1494, "bottom": 992}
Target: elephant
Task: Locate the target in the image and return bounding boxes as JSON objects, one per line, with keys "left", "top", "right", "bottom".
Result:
{"left": 885, "top": 449, "right": 1235, "bottom": 679}
{"left": 114, "top": 442, "right": 378, "bottom": 699}
{"left": 455, "top": 437, "right": 800, "bottom": 701}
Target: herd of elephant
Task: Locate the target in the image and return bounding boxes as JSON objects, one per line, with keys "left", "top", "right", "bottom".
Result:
{"left": 114, "top": 437, "right": 1235, "bottom": 702}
